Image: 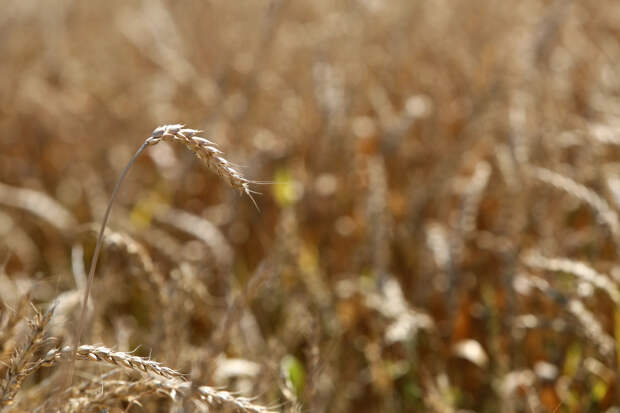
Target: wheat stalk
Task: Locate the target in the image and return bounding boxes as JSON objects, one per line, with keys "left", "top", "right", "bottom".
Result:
{"left": 522, "top": 251, "right": 620, "bottom": 304}
{"left": 528, "top": 166, "right": 619, "bottom": 240}
{"left": 0, "top": 181, "right": 77, "bottom": 231}
{"left": 567, "top": 300, "right": 615, "bottom": 358}
{"left": 71, "top": 124, "right": 258, "bottom": 386}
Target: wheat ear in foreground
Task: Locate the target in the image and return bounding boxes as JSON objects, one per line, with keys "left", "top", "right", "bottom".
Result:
{"left": 71, "top": 124, "right": 258, "bottom": 384}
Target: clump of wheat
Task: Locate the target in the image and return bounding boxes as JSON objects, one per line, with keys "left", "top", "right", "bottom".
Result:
{"left": 56, "top": 378, "right": 276, "bottom": 413}
{"left": 36, "top": 345, "right": 275, "bottom": 412}
{"left": 0, "top": 301, "right": 275, "bottom": 413}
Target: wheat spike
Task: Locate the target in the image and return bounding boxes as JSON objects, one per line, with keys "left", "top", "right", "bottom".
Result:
{"left": 522, "top": 252, "right": 620, "bottom": 304}
{"left": 528, "top": 166, "right": 619, "bottom": 240}
{"left": 147, "top": 124, "right": 259, "bottom": 207}
{"left": 34, "top": 345, "right": 276, "bottom": 413}
{"left": 0, "top": 305, "right": 54, "bottom": 407}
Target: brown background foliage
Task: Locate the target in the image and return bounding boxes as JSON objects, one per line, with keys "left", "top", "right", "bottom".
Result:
{"left": 1, "top": 0, "right": 620, "bottom": 412}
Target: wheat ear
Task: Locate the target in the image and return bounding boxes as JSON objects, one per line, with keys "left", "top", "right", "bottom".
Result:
{"left": 71, "top": 124, "right": 257, "bottom": 386}
{"left": 0, "top": 305, "right": 54, "bottom": 407}
{"left": 148, "top": 124, "right": 259, "bottom": 206}
{"left": 36, "top": 346, "right": 275, "bottom": 413}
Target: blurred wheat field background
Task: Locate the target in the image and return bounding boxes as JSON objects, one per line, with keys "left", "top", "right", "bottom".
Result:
{"left": 1, "top": 0, "right": 620, "bottom": 412}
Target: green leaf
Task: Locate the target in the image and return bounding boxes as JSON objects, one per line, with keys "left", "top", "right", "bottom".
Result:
{"left": 281, "top": 354, "right": 306, "bottom": 398}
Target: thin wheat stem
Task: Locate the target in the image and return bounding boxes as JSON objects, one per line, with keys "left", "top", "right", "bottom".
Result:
{"left": 69, "top": 140, "right": 149, "bottom": 387}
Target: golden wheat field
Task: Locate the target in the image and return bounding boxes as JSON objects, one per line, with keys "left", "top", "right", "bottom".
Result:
{"left": 1, "top": 0, "right": 620, "bottom": 412}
